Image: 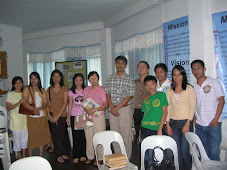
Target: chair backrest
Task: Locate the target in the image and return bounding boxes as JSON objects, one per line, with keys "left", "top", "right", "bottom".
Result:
{"left": 141, "top": 135, "right": 179, "bottom": 170}
{"left": 0, "top": 106, "right": 7, "bottom": 129}
{"left": 9, "top": 156, "right": 52, "bottom": 170}
{"left": 93, "top": 131, "right": 129, "bottom": 164}
{"left": 185, "top": 132, "right": 209, "bottom": 169}
{"left": 221, "top": 119, "right": 227, "bottom": 146}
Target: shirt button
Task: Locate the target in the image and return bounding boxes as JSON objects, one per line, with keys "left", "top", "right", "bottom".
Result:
{"left": 139, "top": 105, "right": 140, "bottom": 107}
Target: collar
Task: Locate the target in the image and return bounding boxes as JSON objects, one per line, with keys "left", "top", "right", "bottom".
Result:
{"left": 158, "top": 78, "right": 170, "bottom": 87}
{"left": 115, "top": 72, "right": 126, "bottom": 79}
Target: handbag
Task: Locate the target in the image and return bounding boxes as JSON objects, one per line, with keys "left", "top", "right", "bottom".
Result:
{"left": 74, "top": 105, "right": 94, "bottom": 130}
{"left": 19, "top": 87, "right": 35, "bottom": 115}
{"left": 149, "top": 146, "right": 175, "bottom": 170}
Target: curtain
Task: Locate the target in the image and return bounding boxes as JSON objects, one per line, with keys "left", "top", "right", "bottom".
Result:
{"left": 27, "top": 44, "right": 101, "bottom": 89}
{"left": 115, "top": 27, "right": 164, "bottom": 79}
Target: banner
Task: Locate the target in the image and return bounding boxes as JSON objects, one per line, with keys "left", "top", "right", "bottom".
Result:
{"left": 163, "top": 16, "right": 190, "bottom": 82}
{"left": 212, "top": 11, "right": 227, "bottom": 118}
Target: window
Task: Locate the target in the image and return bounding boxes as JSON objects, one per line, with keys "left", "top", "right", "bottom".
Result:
{"left": 115, "top": 27, "right": 164, "bottom": 79}
{"left": 27, "top": 44, "right": 101, "bottom": 89}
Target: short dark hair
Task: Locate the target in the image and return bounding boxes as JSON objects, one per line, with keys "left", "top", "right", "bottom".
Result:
{"left": 154, "top": 63, "right": 168, "bottom": 73}
{"left": 11, "top": 76, "right": 23, "bottom": 92}
{"left": 88, "top": 71, "right": 99, "bottom": 80}
{"left": 115, "top": 55, "right": 127, "bottom": 65}
{"left": 191, "top": 60, "right": 205, "bottom": 68}
{"left": 144, "top": 75, "right": 157, "bottom": 85}
{"left": 137, "top": 61, "right": 150, "bottom": 69}
{"left": 50, "top": 70, "right": 64, "bottom": 87}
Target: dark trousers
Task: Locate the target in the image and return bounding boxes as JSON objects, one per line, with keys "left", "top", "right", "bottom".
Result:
{"left": 162, "top": 124, "right": 168, "bottom": 136}
{"left": 51, "top": 116, "right": 68, "bottom": 157}
{"left": 141, "top": 127, "right": 157, "bottom": 169}
{"left": 70, "top": 116, "right": 86, "bottom": 159}
{"left": 170, "top": 119, "right": 192, "bottom": 170}
{"left": 195, "top": 123, "right": 222, "bottom": 160}
{"left": 133, "top": 109, "right": 144, "bottom": 141}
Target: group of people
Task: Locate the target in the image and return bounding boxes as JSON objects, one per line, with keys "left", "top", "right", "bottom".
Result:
{"left": 5, "top": 55, "right": 225, "bottom": 170}
{"left": 134, "top": 59, "right": 225, "bottom": 170}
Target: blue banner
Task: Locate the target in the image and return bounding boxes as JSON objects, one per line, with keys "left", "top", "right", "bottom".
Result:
{"left": 163, "top": 16, "right": 190, "bottom": 82}
{"left": 212, "top": 11, "right": 227, "bottom": 119}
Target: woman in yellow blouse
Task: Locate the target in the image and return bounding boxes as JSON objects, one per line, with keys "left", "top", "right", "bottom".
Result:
{"left": 166, "top": 65, "right": 196, "bottom": 170}
{"left": 6, "top": 76, "right": 27, "bottom": 159}
{"left": 22, "top": 72, "right": 51, "bottom": 157}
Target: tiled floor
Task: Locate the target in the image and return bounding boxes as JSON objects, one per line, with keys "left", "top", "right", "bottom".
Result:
{"left": 1, "top": 135, "right": 141, "bottom": 170}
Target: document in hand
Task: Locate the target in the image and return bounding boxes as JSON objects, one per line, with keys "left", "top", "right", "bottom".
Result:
{"left": 82, "top": 98, "right": 102, "bottom": 117}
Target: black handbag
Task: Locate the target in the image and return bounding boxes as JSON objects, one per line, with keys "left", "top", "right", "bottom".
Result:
{"left": 149, "top": 146, "right": 175, "bottom": 170}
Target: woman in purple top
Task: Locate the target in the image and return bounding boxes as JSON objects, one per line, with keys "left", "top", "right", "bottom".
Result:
{"left": 83, "top": 71, "right": 108, "bottom": 165}
{"left": 68, "top": 73, "right": 86, "bottom": 163}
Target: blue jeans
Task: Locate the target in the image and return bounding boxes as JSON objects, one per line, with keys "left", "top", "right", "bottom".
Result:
{"left": 195, "top": 123, "right": 222, "bottom": 160}
{"left": 170, "top": 119, "right": 192, "bottom": 170}
{"left": 141, "top": 127, "right": 157, "bottom": 169}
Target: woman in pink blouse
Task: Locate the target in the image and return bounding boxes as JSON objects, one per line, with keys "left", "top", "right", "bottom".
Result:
{"left": 83, "top": 71, "right": 108, "bottom": 165}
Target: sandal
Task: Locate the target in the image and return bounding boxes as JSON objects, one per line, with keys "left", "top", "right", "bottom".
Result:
{"left": 85, "top": 159, "right": 93, "bottom": 164}
{"left": 73, "top": 158, "right": 79, "bottom": 164}
{"left": 62, "top": 155, "right": 69, "bottom": 159}
{"left": 80, "top": 157, "right": 86, "bottom": 162}
{"left": 94, "top": 160, "right": 103, "bottom": 166}
{"left": 44, "top": 144, "right": 52, "bottom": 150}
{"left": 57, "top": 157, "right": 64, "bottom": 163}
{"left": 49, "top": 147, "right": 54, "bottom": 153}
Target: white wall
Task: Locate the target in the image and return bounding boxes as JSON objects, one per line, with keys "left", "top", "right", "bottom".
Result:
{"left": 23, "top": 22, "right": 103, "bottom": 52}
{"left": 0, "top": 24, "right": 24, "bottom": 83}
{"left": 110, "top": 0, "right": 188, "bottom": 76}
{"left": 0, "top": 24, "right": 23, "bottom": 107}
{"left": 0, "top": 24, "right": 24, "bottom": 82}
{"left": 1, "top": 0, "right": 226, "bottom": 87}
{"left": 23, "top": 22, "right": 107, "bottom": 84}
{"left": 110, "top": 0, "right": 227, "bottom": 82}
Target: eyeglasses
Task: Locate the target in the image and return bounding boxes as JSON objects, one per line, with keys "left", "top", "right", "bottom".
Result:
{"left": 89, "top": 77, "right": 98, "bottom": 80}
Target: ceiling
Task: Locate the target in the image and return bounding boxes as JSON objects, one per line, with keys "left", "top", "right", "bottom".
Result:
{"left": 0, "top": 0, "right": 141, "bottom": 33}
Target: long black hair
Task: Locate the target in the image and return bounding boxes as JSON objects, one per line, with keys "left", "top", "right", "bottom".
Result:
{"left": 171, "top": 65, "right": 189, "bottom": 91}
{"left": 11, "top": 76, "right": 23, "bottom": 92}
{"left": 29, "top": 72, "right": 43, "bottom": 93}
{"left": 70, "top": 73, "right": 85, "bottom": 94}
{"left": 50, "top": 70, "right": 64, "bottom": 87}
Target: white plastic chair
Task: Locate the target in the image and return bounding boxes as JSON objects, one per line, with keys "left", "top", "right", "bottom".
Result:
{"left": 9, "top": 156, "right": 52, "bottom": 170}
{"left": 93, "top": 130, "right": 138, "bottom": 170}
{"left": 185, "top": 132, "right": 227, "bottom": 170}
{"left": 220, "top": 119, "right": 227, "bottom": 161}
{"left": 141, "top": 135, "right": 179, "bottom": 170}
{"left": 0, "top": 106, "right": 11, "bottom": 169}
{"left": 0, "top": 133, "right": 10, "bottom": 170}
